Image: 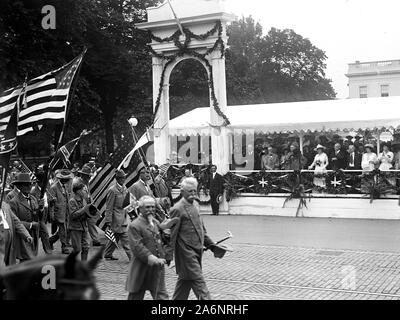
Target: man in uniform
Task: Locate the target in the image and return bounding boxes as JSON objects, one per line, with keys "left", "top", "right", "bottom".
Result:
{"left": 125, "top": 196, "right": 170, "bottom": 300}
{"left": 103, "top": 169, "right": 132, "bottom": 261}
{"left": 74, "top": 165, "right": 101, "bottom": 246}
{"left": 8, "top": 173, "right": 44, "bottom": 262}
{"left": 48, "top": 169, "right": 73, "bottom": 254}
{"left": 169, "top": 177, "right": 219, "bottom": 300}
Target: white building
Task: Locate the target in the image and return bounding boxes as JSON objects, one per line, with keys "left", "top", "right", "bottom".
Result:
{"left": 346, "top": 59, "right": 400, "bottom": 98}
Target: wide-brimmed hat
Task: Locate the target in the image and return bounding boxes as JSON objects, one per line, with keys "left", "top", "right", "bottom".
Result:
{"left": 78, "top": 165, "right": 92, "bottom": 177}
{"left": 364, "top": 143, "right": 374, "bottom": 149}
{"left": 212, "top": 244, "right": 233, "bottom": 259}
{"left": 314, "top": 144, "right": 326, "bottom": 151}
{"left": 13, "top": 173, "right": 33, "bottom": 184}
{"left": 115, "top": 169, "right": 126, "bottom": 178}
{"left": 56, "top": 169, "right": 73, "bottom": 180}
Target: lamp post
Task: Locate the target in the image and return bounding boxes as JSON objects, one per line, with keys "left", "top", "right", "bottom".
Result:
{"left": 127, "top": 116, "right": 146, "bottom": 165}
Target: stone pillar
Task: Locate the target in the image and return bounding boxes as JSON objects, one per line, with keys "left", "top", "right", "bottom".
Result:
{"left": 209, "top": 51, "right": 229, "bottom": 213}
{"left": 209, "top": 50, "right": 230, "bottom": 175}
{"left": 152, "top": 57, "right": 170, "bottom": 165}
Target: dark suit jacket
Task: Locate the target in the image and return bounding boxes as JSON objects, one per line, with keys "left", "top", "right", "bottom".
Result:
{"left": 329, "top": 150, "right": 347, "bottom": 170}
{"left": 169, "top": 198, "right": 214, "bottom": 280}
{"left": 208, "top": 172, "right": 224, "bottom": 195}
{"left": 9, "top": 191, "right": 41, "bottom": 259}
{"left": 1, "top": 203, "right": 31, "bottom": 266}
{"left": 125, "top": 216, "right": 165, "bottom": 293}
{"left": 346, "top": 152, "right": 362, "bottom": 170}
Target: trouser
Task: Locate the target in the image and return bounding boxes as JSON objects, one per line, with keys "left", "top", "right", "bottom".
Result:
{"left": 39, "top": 221, "right": 52, "bottom": 253}
{"left": 127, "top": 267, "right": 169, "bottom": 300}
{"left": 87, "top": 218, "right": 99, "bottom": 243}
{"left": 172, "top": 277, "right": 211, "bottom": 300}
{"left": 104, "top": 231, "right": 131, "bottom": 260}
{"left": 69, "top": 229, "right": 90, "bottom": 260}
{"left": 49, "top": 221, "right": 68, "bottom": 248}
{"left": 210, "top": 193, "right": 220, "bottom": 215}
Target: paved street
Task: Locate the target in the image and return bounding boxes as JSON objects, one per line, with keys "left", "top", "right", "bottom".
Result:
{"left": 84, "top": 215, "right": 400, "bottom": 300}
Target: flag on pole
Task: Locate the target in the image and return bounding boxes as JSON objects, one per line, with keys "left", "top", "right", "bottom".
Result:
{"left": 0, "top": 96, "right": 19, "bottom": 205}
{"left": 104, "top": 228, "right": 119, "bottom": 249}
{"left": 49, "top": 129, "right": 90, "bottom": 170}
{"left": 92, "top": 141, "right": 145, "bottom": 227}
{"left": 117, "top": 129, "right": 153, "bottom": 170}
{"left": 0, "top": 51, "right": 85, "bottom": 138}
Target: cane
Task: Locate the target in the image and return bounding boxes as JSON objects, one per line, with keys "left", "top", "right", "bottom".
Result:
{"left": 169, "top": 231, "right": 233, "bottom": 269}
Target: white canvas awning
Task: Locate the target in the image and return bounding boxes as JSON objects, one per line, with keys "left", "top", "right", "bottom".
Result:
{"left": 169, "top": 96, "right": 400, "bottom": 136}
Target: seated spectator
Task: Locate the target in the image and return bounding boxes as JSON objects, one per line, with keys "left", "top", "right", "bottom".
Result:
{"left": 308, "top": 144, "right": 329, "bottom": 189}
{"left": 346, "top": 144, "right": 362, "bottom": 170}
{"left": 329, "top": 143, "right": 347, "bottom": 170}
{"left": 378, "top": 143, "right": 394, "bottom": 171}
{"left": 361, "top": 144, "right": 378, "bottom": 171}
{"left": 261, "top": 147, "right": 279, "bottom": 170}
{"left": 285, "top": 143, "right": 307, "bottom": 170}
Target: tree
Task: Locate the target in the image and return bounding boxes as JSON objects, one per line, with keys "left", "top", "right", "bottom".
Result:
{"left": 0, "top": 0, "right": 159, "bottom": 155}
{"left": 226, "top": 17, "right": 336, "bottom": 104}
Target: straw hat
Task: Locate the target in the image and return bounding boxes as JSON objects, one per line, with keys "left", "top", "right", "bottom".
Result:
{"left": 56, "top": 169, "right": 73, "bottom": 180}
{"left": 314, "top": 144, "right": 326, "bottom": 151}
{"left": 364, "top": 143, "right": 374, "bottom": 149}
{"left": 13, "top": 173, "right": 33, "bottom": 184}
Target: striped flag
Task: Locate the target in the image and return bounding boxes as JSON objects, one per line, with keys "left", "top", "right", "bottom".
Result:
{"left": 0, "top": 51, "right": 85, "bottom": 138}
{"left": 91, "top": 141, "right": 145, "bottom": 227}
{"left": 104, "top": 228, "right": 119, "bottom": 249}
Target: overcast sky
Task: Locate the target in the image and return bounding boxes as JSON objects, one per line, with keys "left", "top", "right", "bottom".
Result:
{"left": 225, "top": 0, "right": 400, "bottom": 99}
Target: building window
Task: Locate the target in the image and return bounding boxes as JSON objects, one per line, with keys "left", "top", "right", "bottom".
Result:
{"left": 359, "top": 86, "right": 367, "bottom": 98}
{"left": 381, "top": 84, "right": 389, "bottom": 97}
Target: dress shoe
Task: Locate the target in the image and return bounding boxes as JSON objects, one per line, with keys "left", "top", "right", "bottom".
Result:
{"left": 105, "top": 256, "right": 119, "bottom": 261}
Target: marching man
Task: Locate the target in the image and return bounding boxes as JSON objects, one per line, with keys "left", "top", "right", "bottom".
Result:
{"left": 169, "top": 177, "right": 224, "bottom": 300}
{"left": 125, "top": 195, "right": 172, "bottom": 300}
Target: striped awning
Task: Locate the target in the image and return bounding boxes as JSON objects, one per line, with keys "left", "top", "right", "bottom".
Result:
{"left": 169, "top": 96, "right": 400, "bottom": 136}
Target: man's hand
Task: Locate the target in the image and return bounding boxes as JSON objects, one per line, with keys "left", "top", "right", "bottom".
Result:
{"left": 26, "top": 236, "right": 33, "bottom": 244}
{"left": 159, "top": 217, "right": 179, "bottom": 230}
{"left": 148, "top": 255, "right": 166, "bottom": 267}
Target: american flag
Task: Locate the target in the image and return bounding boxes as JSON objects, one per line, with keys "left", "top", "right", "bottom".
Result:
{"left": 104, "top": 228, "right": 119, "bottom": 249}
{"left": 0, "top": 51, "right": 85, "bottom": 138}
{"left": 91, "top": 140, "right": 146, "bottom": 227}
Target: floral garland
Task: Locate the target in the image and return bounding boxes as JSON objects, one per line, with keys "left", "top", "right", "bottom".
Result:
{"left": 361, "top": 169, "right": 398, "bottom": 202}
{"left": 148, "top": 20, "right": 230, "bottom": 127}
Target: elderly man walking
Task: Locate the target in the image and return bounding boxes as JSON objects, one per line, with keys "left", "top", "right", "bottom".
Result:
{"left": 169, "top": 177, "right": 218, "bottom": 300}
{"left": 125, "top": 196, "right": 171, "bottom": 300}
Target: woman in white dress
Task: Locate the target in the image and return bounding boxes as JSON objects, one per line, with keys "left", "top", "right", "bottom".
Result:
{"left": 378, "top": 144, "right": 394, "bottom": 171}
{"left": 378, "top": 143, "right": 395, "bottom": 186}
{"left": 361, "top": 144, "right": 378, "bottom": 171}
{"left": 308, "top": 144, "right": 329, "bottom": 189}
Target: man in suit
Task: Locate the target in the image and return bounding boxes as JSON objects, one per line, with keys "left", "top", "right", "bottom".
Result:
{"left": 125, "top": 196, "right": 170, "bottom": 300}
{"left": 329, "top": 143, "right": 348, "bottom": 170}
{"left": 207, "top": 165, "right": 224, "bottom": 215}
{"left": 103, "top": 169, "right": 132, "bottom": 261}
{"left": 169, "top": 177, "right": 219, "bottom": 300}
{"left": 1, "top": 202, "right": 33, "bottom": 267}
{"left": 48, "top": 169, "right": 73, "bottom": 254}
{"left": 129, "top": 167, "right": 154, "bottom": 204}
{"left": 346, "top": 144, "right": 362, "bottom": 170}
{"left": 8, "top": 173, "right": 44, "bottom": 262}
